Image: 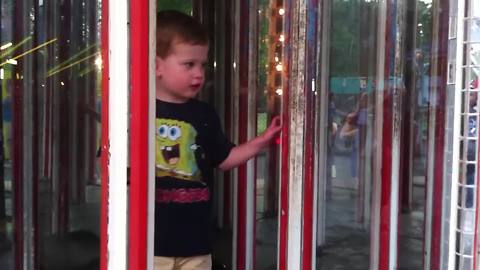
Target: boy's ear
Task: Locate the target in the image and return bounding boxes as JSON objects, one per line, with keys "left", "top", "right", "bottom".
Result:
{"left": 155, "top": 56, "right": 163, "bottom": 77}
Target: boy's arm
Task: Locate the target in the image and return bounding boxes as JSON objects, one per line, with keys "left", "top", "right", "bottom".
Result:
{"left": 218, "top": 116, "right": 282, "bottom": 171}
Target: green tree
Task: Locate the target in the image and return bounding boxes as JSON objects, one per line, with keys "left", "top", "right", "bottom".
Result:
{"left": 157, "top": 0, "right": 193, "bottom": 14}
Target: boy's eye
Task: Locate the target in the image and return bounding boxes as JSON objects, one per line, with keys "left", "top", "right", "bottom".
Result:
{"left": 184, "top": 62, "right": 194, "bottom": 68}
{"left": 158, "top": 125, "right": 168, "bottom": 138}
{"left": 168, "top": 126, "right": 181, "bottom": 140}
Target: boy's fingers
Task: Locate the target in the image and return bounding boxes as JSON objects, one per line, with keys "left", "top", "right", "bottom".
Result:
{"left": 271, "top": 116, "right": 282, "bottom": 126}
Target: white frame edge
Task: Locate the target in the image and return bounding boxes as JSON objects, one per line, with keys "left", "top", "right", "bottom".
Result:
{"left": 107, "top": 0, "right": 129, "bottom": 269}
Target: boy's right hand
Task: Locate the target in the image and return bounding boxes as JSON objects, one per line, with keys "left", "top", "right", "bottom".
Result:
{"left": 260, "top": 116, "right": 282, "bottom": 143}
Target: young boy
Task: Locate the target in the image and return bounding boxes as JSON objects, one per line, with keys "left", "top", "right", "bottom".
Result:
{"left": 155, "top": 10, "right": 282, "bottom": 270}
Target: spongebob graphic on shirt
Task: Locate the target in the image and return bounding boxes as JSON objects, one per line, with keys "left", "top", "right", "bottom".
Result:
{"left": 156, "top": 118, "right": 202, "bottom": 181}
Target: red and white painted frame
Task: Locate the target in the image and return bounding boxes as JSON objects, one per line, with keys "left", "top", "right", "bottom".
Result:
{"left": 373, "top": 0, "right": 406, "bottom": 269}
{"left": 99, "top": 0, "right": 109, "bottom": 269}
{"left": 129, "top": 0, "right": 155, "bottom": 268}
{"left": 425, "top": 0, "right": 449, "bottom": 268}
{"left": 281, "top": 0, "right": 318, "bottom": 269}
{"left": 100, "top": 0, "right": 129, "bottom": 269}
{"left": 302, "top": 0, "right": 320, "bottom": 269}
{"left": 101, "top": 0, "right": 155, "bottom": 269}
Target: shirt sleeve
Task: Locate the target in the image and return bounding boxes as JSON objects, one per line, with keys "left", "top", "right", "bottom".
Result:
{"left": 207, "top": 109, "right": 235, "bottom": 167}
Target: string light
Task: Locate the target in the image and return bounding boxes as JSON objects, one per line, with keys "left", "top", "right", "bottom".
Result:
{"left": 0, "top": 42, "right": 12, "bottom": 51}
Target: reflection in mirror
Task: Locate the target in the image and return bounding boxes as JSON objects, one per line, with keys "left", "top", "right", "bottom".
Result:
{"left": 397, "top": 0, "right": 432, "bottom": 268}
{"left": 255, "top": 0, "right": 284, "bottom": 269}
{"left": 317, "top": 1, "right": 377, "bottom": 269}
{"left": 1, "top": 0, "right": 103, "bottom": 269}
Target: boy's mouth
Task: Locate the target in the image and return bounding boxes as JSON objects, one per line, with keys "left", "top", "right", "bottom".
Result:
{"left": 190, "top": 84, "right": 202, "bottom": 90}
{"left": 161, "top": 144, "right": 180, "bottom": 165}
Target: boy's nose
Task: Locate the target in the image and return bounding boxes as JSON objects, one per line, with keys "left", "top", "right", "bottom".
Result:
{"left": 193, "top": 68, "right": 205, "bottom": 79}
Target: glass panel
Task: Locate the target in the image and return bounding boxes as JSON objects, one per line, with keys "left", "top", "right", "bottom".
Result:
{"left": 0, "top": 1, "right": 14, "bottom": 268}
{"left": 1, "top": 0, "right": 103, "bottom": 269}
{"left": 317, "top": 1, "right": 376, "bottom": 269}
{"left": 397, "top": 1, "right": 433, "bottom": 267}
{"left": 255, "top": 1, "right": 283, "bottom": 269}
{"left": 463, "top": 257, "right": 473, "bottom": 270}
{"left": 470, "top": 19, "right": 480, "bottom": 42}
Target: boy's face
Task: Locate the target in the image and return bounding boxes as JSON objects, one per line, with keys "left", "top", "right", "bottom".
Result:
{"left": 156, "top": 42, "right": 209, "bottom": 103}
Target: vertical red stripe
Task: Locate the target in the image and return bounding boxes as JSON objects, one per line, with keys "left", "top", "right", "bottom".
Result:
{"left": 302, "top": 1, "right": 319, "bottom": 269}
{"left": 379, "top": 3, "right": 393, "bottom": 269}
{"left": 278, "top": 78, "right": 290, "bottom": 270}
{"left": 279, "top": 1, "right": 292, "bottom": 270}
{"left": 429, "top": 0, "right": 449, "bottom": 268}
{"left": 236, "top": 1, "right": 250, "bottom": 269}
{"left": 379, "top": 92, "right": 393, "bottom": 270}
{"left": 302, "top": 95, "right": 314, "bottom": 270}
{"left": 100, "top": 0, "right": 109, "bottom": 269}
{"left": 129, "top": 0, "right": 149, "bottom": 269}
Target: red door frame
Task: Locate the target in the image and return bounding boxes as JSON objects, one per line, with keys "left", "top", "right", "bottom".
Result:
{"left": 378, "top": 1, "right": 406, "bottom": 268}
{"left": 232, "top": 1, "right": 294, "bottom": 269}
{"left": 129, "top": 0, "right": 150, "bottom": 269}
{"left": 99, "top": 0, "right": 110, "bottom": 269}
{"left": 101, "top": 1, "right": 150, "bottom": 269}
{"left": 301, "top": 0, "right": 320, "bottom": 269}
{"left": 428, "top": 0, "right": 449, "bottom": 268}
{"left": 235, "top": 0, "right": 249, "bottom": 262}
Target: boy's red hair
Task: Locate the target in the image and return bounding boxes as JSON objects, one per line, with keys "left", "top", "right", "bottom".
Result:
{"left": 156, "top": 10, "right": 209, "bottom": 58}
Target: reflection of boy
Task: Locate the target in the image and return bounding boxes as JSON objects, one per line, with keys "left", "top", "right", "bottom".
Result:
{"left": 155, "top": 10, "right": 282, "bottom": 270}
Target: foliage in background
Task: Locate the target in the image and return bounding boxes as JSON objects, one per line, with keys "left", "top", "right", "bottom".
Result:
{"left": 157, "top": 0, "right": 193, "bottom": 14}
{"left": 257, "top": 0, "right": 270, "bottom": 115}
{"left": 330, "top": 0, "right": 361, "bottom": 77}
{"left": 417, "top": 1, "right": 432, "bottom": 54}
